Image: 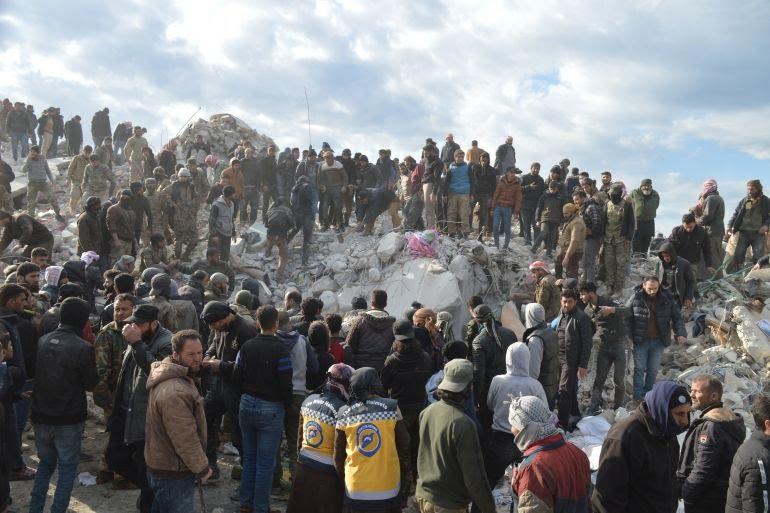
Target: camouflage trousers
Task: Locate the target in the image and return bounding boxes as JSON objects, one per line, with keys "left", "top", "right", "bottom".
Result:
{"left": 69, "top": 182, "right": 83, "bottom": 213}
{"left": 27, "top": 181, "right": 60, "bottom": 217}
{"left": 603, "top": 237, "right": 629, "bottom": 294}
{"left": 173, "top": 221, "right": 198, "bottom": 260}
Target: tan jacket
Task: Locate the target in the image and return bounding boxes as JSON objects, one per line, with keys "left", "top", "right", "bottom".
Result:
{"left": 144, "top": 357, "right": 208, "bottom": 478}
{"left": 221, "top": 166, "right": 244, "bottom": 199}
{"left": 558, "top": 215, "right": 586, "bottom": 256}
{"left": 67, "top": 154, "right": 90, "bottom": 184}
{"left": 123, "top": 136, "right": 148, "bottom": 164}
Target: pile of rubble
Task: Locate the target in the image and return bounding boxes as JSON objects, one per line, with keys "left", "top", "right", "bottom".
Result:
{"left": 178, "top": 113, "right": 276, "bottom": 157}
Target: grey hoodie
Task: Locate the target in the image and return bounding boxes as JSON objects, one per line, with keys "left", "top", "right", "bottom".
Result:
{"left": 524, "top": 303, "right": 545, "bottom": 379}
{"left": 486, "top": 342, "right": 548, "bottom": 433}
{"left": 277, "top": 329, "right": 319, "bottom": 395}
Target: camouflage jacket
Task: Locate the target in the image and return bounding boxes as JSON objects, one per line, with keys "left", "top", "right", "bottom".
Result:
{"left": 93, "top": 321, "right": 127, "bottom": 411}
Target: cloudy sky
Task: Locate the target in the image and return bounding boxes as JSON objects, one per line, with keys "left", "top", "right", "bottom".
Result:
{"left": 1, "top": 0, "right": 768, "bottom": 231}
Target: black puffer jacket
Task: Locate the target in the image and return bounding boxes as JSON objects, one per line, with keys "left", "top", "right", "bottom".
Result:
{"left": 380, "top": 341, "right": 432, "bottom": 415}
{"left": 556, "top": 307, "right": 594, "bottom": 369}
{"left": 624, "top": 285, "right": 686, "bottom": 347}
{"left": 669, "top": 224, "right": 715, "bottom": 267}
{"left": 677, "top": 403, "right": 746, "bottom": 513}
{"left": 471, "top": 321, "right": 517, "bottom": 402}
{"left": 726, "top": 430, "right": 770, "bottom": 513}
{"left": 470, "top": 163, "right": 497, "bottom": 196}
{"left": 344, "top": 309, "right": 395, "bottom": 371}
{"left": 582, "top": 197, "right": 606, "bottom": 238}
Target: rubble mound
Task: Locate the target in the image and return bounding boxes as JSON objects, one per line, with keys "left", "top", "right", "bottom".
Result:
{"left": 179, "top": 113, "right": 276, "bottom": 157}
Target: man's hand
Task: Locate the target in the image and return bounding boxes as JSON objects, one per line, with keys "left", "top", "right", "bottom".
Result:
{"left": 706, "top": 267, "right": 716, "bottom": 274}
{"left": 683, "top": 299, "right": 693, "bottom": 309}
{"left": 577, "top": 367, "right": 588, "bottom": 380}
{"left": 676, "top": 336, "right": 687, "bottom": 345}
{"left": 203, "top": 359, "right": 221, "bottom": 372}
{"left": 200, "top": 467, "right": 213, "bottom": 485}
{"left": 122, "top": 323, "right": 142, "bottom": 345}
{"left": 760, "top": 225, "right": 768, "bottom": 235}
{"left": 598, "top": 306, "right": 615, "bottom": 317}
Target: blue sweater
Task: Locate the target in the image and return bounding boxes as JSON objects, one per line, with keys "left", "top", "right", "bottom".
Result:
{"left": 447, "top": 163, "right": 471, "bottom": 194}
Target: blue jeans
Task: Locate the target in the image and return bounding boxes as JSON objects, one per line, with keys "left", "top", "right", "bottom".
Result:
{"left": 493, "top": 206, "right": 512, "bottom": 247}
{"left": 29, "top": 422, "right": 84, "bottom": 513}
{"left": 239, "top": 395, "right": 285, "bottom": 513}
{"left": 147, "top": 472, "right": 195, "bottom": 513}
{"left": 633, "top": 339, "right": 665, "bottom": 400}
{"left": 10, "top": 131, "right": 29, "bottom": 160}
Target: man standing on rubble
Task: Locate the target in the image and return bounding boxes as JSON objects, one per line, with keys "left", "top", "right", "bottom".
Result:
{"left": 294, "top": 149, "right": 321, "bottom": 222}
{"left": 655, "top": 241, "right": 696, "bottom": 309}
{"left": 529, "top": 261, "right": 561, "bottom": 322}
{"left": 23, "top": 145, "right": 65, "bottom": 222}
{"left": 106, "top": 189, "right": 136, "bottom": 263}
{"left": 677, "top": 375, "right": 745, "bottom": 513}
{"left": 694, "top": 179, "right": 725, "bottom": 266}
{"left": 240, "top": 147, "right": 261, "bottom": 224}
{"left": 81, "top": 153, "right": 116, "bottom": 206}
{"left": 355, "top": 187, "right": 401, "bottom": 235}
{"left": 265, "top": 198, "right": 294, "bottom": 279}
{"left": 208, "top": 185, "right": 236, "bottom": 263}
{"left": 170, "top": 169, "right": 199, "bottom": 261}
{"left": 626, "top": 276, "right": 687, "bottom": 400}
{"left": 555, "top": 203, "right": 586, "bottom": 279}
{"left": 66, "top": 145, "right": 92, "bottom": 215}
{"left": 344, "top": 289, "right": 396, "bottom": 371}
{"left": 494, "top": 136, "right": 516, "bottom": 175}
{"left": 555, "top": 289, "right": 593, "bottom": 430}
{"left": 260, "top": 144, "right": 279, "bottom": 222}
{"left": 726, "top": 394, "right": 770, "bottom": 512}
{"left": 123, "top": 126, "right": 148, "bottom": 182}
{"left": 288, "top": 175, "right": 315, "bottom": 265}
{"left": 318, "top": 150, "right": 347, "bottom": 232}
{"left": 603, "top": 182, "right": 635, "bottom": 296}
{"left": 91, "top": 108, "right": 111, "bottom": 147}
{"left": 630, "top": 178, "right": 660, "bottom": 254}
{"left": 580, "top": 282, "right": 628, "bottom": 413}
{"left": 726, "top": 179, "right": 770, "bottom": 268}
{"left": 520, "top": 162, "right": 545, "bottom": 245}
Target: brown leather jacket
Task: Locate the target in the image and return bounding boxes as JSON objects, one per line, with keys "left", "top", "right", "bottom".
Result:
{"left": 144, "top": 357, "right": 208, "bottom": 478}
{"left": 491, "top": 175, "right": 523, "bottom": 214}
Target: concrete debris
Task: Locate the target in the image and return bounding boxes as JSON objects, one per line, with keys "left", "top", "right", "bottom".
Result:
{"left": 376, "top": 232, "right": 404, "bottom": 263}
{"left": 179, "top": 113, "right": 276, "bottom": 158}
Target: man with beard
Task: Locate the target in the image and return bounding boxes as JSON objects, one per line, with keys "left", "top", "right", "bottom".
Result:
{"left": 630, "top": 178, "right": 660, "bottom": 254}
{"left": 494, "top": 136, "right": 516, "bottom": 176}
{"left": 157, "top": 140, "right": 178, "bottom": 177}
{"left": 16, "top": 263, "right": 41, "bottom": 295}
{"left": 105, "top": 304, "right": 172, "bottom": 513}
{"left": 91, "top": 108, "right": 111, "bottom": 148}
{"left": 556, "top": 203, "right": 586, "bottom": 280}
{"left": 240, "top": 147, "right": 262, "bottom": 224}
{"left": 145, "top": 330, "right": 211, "bottom": 512}
{"left": 199, "top": 302, "right": 259, "bottom": 478}
{"left": 170, "top": 169, "right": 199, "bottom": 260}
{"left": 677, "top": 375, "right": 745, "bottom": 513}
{"left": 531, "top": 180, "right": 564, "bottom": 259}
{"left": 573, "top": 189, "right": 605, "bottom": 284}
{"left": 289, "top": 175, "right": 315, "bottom": 265}
{"left": 603, "top": 183, "right": 636, "bottom": 296}
{"left": 599, "top": 171, "right": 612, "bottom": 194}
{"left": 259, "top": 145, "right": 279, "bottom": 222}
{"left": 726, "top": 179, "right": 770, "bottom": 267}
{"left": 93, "top": 293, "right": 135, "bottom": 483}
{"left": 336, "top": 148, "right": 357, "bottom": 226}
{"left": 64, "top": 115, "right": 83, "bottom": 156}
{"left": 554, "top": 290, "right": 593, "bottom": 430}
{"left": 294, "top": 149, "right": 321, "bottom": 222}
{"left": 693, "top": 179, "right": 725, "bottom": 266}
{"left": 106, "top": 189, "right": 137, "bottom": 262}
{"left": 130, "top": 181, "right": 152, "bottom": 245}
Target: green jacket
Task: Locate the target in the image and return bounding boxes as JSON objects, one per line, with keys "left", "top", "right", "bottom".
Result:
{"left": 416, "top": 398, "right": 496, "bottom": 512}
{"left": 630, "top": 188, "right": 660, "bottom": 221}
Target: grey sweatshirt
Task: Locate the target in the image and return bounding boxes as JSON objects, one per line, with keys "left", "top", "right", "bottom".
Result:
{"left": 22, "top": 157, "right": 53, "bottom": 183}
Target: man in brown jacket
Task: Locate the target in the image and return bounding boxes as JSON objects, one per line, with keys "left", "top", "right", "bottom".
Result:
{"left": 106, "top": 189, "right": 136, "bottom": 262}
{"left": 145, "top": 330, "right": 211, "bottom": 513}
{"left": 221, "top": 158, "right": 245, "bottom": 213}
{"left": 490, "top": 166, "right": 522, "bottom": 249}
{"left": 556, "top": 203, "right": 586, "bottom": 279}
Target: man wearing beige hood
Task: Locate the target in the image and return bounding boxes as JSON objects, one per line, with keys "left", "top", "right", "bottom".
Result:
{"left": 145, "top": 329, "right": 212, "bottom": 513}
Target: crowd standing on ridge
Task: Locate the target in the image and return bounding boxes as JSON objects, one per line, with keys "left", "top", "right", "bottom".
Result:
{"left": 0, "top": 100, "right": 769, "bottom": 513}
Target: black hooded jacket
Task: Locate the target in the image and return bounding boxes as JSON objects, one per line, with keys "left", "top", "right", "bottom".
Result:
{"left": 655, "top": 241, "right": 696, "bottom": 303}
{"left": 669, "top": 224, "right": 715, "bottom": 268}
{"left": 677, "top": 402, "right": 746, "bottom": 513}
{"left": 380, "top": 340, "right": 432, "bottom": 415}
{"left": 726, "top": 430, "right": 770, "bottom": 513}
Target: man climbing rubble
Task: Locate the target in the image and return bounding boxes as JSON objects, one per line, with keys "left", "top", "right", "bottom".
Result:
{"left": 288, "top": 175, "right": 315, "bottom": 265}
{"left": 265, "top": 197, "right": 293, "bottom": 279}
{"left": 355, "top": 187, "right": 401, "bottom": 235}
{"left": 0, "top": 211, "right": 54, "bottom": 257}
{"left": 655, "top": 241, "right": 696, "bottom": 309}
{"left": 22, "top": 146, "right": 64, "bottom": 222}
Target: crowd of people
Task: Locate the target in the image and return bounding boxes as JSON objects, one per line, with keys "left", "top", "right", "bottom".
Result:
{"left": 0, "top": 100, "right": 769, "bottom": 513}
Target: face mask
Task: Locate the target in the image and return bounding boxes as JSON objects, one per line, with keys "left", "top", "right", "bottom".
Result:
{"left": 610, "top": 193, "right": 622, "bottom": 204}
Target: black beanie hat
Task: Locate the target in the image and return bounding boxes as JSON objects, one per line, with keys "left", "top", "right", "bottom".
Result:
{"left": 60, "top": 297, "right": 91, "bottom": 331}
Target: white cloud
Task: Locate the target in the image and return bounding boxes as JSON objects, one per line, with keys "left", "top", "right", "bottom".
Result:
{"left": 2, "top": 0, "right": 769, "bottom": 232}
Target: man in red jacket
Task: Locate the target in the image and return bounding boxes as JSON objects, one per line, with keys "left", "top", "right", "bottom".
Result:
{"left": 509, "top": 395, "right": 591, "bottom": 512}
